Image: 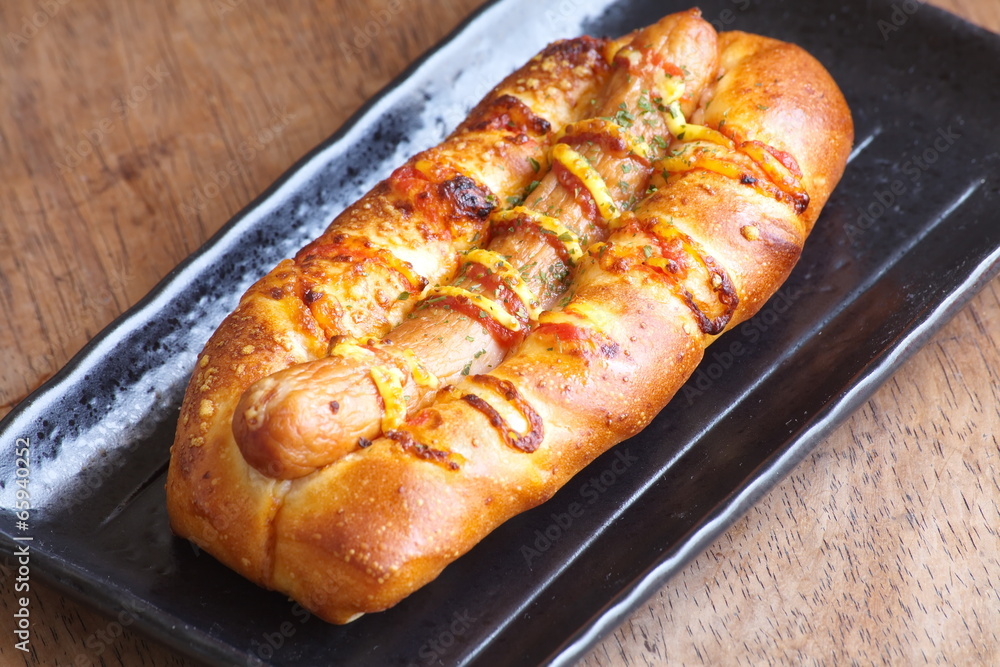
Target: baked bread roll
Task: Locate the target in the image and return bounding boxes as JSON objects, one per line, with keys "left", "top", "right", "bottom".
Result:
{"left": 167, "top": 12, "right": 852, "bottom": 624}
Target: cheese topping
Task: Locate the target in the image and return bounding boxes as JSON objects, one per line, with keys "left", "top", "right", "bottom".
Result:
{"left": 657, "top": 151, "right": 744, "bottom": 180}
{"left": 739, "top": 142, "right": 804, "bottom": 194}
{"left": 374, "top": 346, "right": 440, "bottom": 390}
{"left": 307, "top": 236, "right": 425, "bottom": 295}
{"left": 551, "top": 143, "right": 618, "bottom": 222}
{"left": 464, "top": 248, "right": 542, "bottom": 320}
{"left": 369, "top": 365, "right": 406, "bottom": 432}
{"left": 654, "top": 70, "right": 686, "bottom": 108}
{"left": 331, "top": 336, "right": 438, "bottom": 392}
{"left": 423, "top": 285, "right": 523, "bottom": 331}
{"left": 329, "top": 339, "right": 377, "bottom": 361}
{"left": 399, "top": 349, "right": 439, "bottom": 389}
{"left": 412, "top": 159, "right": 436, "bottom": 178}
{"left": 664, "top": 102, "right": 733, "bottom": 146}
{"left": 537, "top": 300, "right": 617, "bottom": 335}
{"left": 658, "top": 101, "right": 806, "bottom": 208}
{"left": 493, "top": 207, "right": 584, "bottom": 264}
{"left": 648, "top": 215, "right": 682, "bottom": 243}
{"left": 645, "top": 257, "right": 675, "bottom": 273}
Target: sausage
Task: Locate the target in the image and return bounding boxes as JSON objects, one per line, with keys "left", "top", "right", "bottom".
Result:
{"left": 232, "top": 9, "right": 720, "bottom": 480}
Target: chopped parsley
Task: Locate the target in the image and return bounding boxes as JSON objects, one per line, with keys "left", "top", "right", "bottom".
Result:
{"left": 613, "top": 105, "right": 635, "bottom": 128}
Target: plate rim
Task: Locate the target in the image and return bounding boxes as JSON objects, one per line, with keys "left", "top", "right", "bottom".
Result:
{"left": 1, "top": 0, "right": 999, "bottom": 665}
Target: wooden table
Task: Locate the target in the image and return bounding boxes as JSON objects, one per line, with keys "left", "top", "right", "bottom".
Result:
{"left": 1, "top": 1, "right": 997, "bottom": 664}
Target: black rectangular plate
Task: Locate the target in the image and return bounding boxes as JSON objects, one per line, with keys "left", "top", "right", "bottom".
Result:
{"left": 2, "top": 0, "right": 999, "bottom": 665}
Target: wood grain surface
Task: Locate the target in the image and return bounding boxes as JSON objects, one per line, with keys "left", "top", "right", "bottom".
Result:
{"left": 1, "top": 0, "right": 997, "bottom": 665}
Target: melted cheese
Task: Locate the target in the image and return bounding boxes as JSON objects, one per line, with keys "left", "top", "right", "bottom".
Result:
{"left": 493, "top": 207, "right": 583, "bottom": 264}
{"left": 645, "top": 257, "right": 677, "bottom": 273}
{"left": 654, "top": 70, "right": 686, "bottom": 107}
{"left": 369, "top": 365, "right": 406, "bottom": 432}
{"left": 423, "top": 285, "right": 522, "bottom": 331}
{"left": 412, "top": 159, "right": 436, "bottom": 177}
{"left": 648, "top": 215, "right": 680, "bottom": 241}
{"left": 336, "top": 334, "right": 438, "bottom": 396}
{"left": 464, "top": 248, "right": 542, "bottom": 320}
{"left": 551, "top": 143, "right": 618, "bottom": 222}
{"left": 365, "top": 345, "right": 439, "bottom": 390}
{"left": 664, "top": 102, "right": 733, "bottom": 147}
{"left": 658, "top": 139, "right": 807, "bottom": 207}
{"left": 537, "top": 300, "right": 617, "bottom": 335}
{"left": 658, "top": 101, "right": 807, "bottom": 206}
{"left": 400, "top": 348, "right": 439, "bottom": 389}
{"left": 329, "top": 339, "right": 376, "bottom": 361}
{"left": 657, "top": 151, "right": 744, "bottom": 180}
{"left": 306, "top": 236, "right": 425, "bottom": 303}
{"left": 381, "top": 249, "right": 425, "bottom": 293}
{"left": 740, "top": 142, "right": 803, "bottom": 193}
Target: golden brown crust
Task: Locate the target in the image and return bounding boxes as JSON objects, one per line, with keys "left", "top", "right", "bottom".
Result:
{"left": 167, "top": 19, "right": 853, "bottom": 625}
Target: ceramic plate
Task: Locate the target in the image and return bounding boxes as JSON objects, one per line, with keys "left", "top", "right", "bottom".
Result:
{"left": 1, "top": 0, "right": 998, "bottom": 664}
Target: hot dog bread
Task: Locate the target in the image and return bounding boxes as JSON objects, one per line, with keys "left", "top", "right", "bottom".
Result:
{"left": 233, "top": 10, "right": 720, "bottom": 480}
{"left": 167, "top": 15, "right": 853, "bottom": 626}
{"left": 166, "top": 36, "right": 611, "bottom": 583}
{"left": 267, "top": 29, "right": 852, "bottom": 623}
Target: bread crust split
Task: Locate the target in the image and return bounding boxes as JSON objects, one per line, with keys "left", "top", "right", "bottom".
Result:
{"left": 166, "top": 10, "right": 853, "bottom": 624}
